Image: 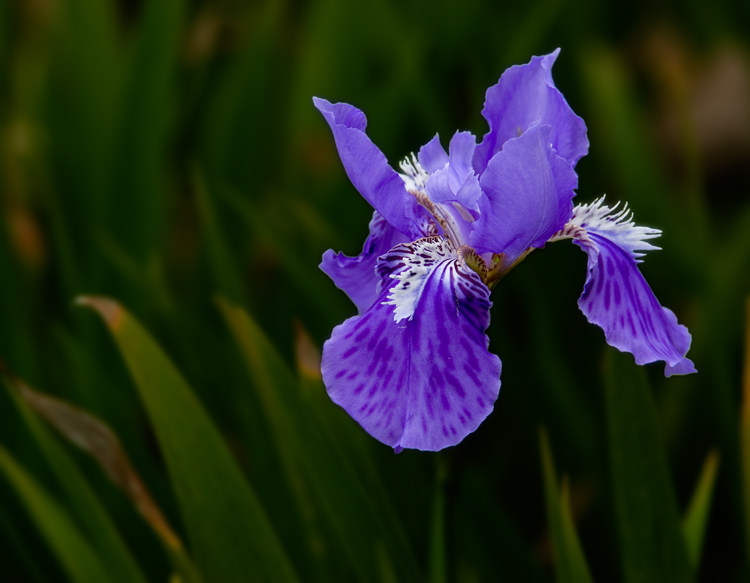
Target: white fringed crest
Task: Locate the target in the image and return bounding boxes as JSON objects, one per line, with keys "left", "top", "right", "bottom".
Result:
{"left": 549, "top": 196, "right": 662, "bottom": 261}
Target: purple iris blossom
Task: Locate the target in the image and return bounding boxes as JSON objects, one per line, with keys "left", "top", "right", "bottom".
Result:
{"left": 314, "top": 49, "right": 695, "bottom": 452}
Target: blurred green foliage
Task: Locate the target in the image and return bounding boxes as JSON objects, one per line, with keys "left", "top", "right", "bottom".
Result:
{"left": 1, "top": 0, "right": 749, "bottom": 580}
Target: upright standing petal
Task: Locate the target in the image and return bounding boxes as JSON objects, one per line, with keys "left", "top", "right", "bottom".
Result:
{"left": 552, "top": 198, "right": 695, "bottom": 376}
{"left": 419, "top": 132, "right": 482, "bottom": 247}
{"left": 320, "top": 212, "right": 410, "bottom": 314}
{"left": 321, "top": 238, "right": 502, "bottom": 451}
{"left": 313, "top": 97, "right": 426, "bottom": 239}
{"left": 473, "top": 50, "right": 589, "bottom": 174}
{"left": 446, "top": 132, "right": 479, "bottom": 192}
{"left": 470, "top": 125, "right": 578, "bottom": 262}
{"left": 417, "top": 132, "right": 481, "bottom": 214}
{"left": 418, "top": 134, "right": 450, "bottom": 174}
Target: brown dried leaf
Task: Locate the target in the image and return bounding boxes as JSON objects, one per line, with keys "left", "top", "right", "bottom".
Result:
{"left": 0, "top": 364, "right": 182, "bottom": 551}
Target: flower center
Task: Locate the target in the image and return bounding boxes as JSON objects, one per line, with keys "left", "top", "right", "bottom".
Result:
{"left": 398, "top": 155, "right": 473, "bottom": 250}
{"left": 397, "top": 155, "right": 532, "bottom": 289}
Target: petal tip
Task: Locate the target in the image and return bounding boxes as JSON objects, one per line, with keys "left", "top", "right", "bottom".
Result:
{"left": 312, "top": 96, "right": 331, "bottom": 113}
{"left": 665, "top": 358, "right": 697, "bottom": 377}
{"left": 546, "top": 47, "right": 561, "bottom": 62}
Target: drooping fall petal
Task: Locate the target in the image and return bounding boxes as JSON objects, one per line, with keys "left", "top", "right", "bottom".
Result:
{"left": 320, "top": 212, "right": 410, "bottom": 314}
{"left": 554, "top": 198, "right": 695, "bottom": 376}
{"left": 321, "top": 238, "right": 502, "bottom": 451}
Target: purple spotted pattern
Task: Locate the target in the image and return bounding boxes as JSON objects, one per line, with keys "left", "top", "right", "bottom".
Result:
{"left": 574, "top": 232, "right": 695, "bottom": 376}
{"left": 322, "top": 238, "right": 502, "bottom": 451}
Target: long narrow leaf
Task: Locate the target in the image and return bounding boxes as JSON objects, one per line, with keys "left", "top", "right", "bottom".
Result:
{"left": 78, "top": 296, "right": 299, "bottom": 583}
{"left": 193, "top": 170, "right": 244, "bottom": 302}
{"left": 0, "top": 447, "right": 112, "bottom": 583}
{"left": 217, "top": 296, "right": 422, "bottom": 582}
{"left": 683, "top": 450, "right": 720, "bottom": 567}
{"left": 429, "top": 458, "right": 448, "bottom": 583}
{"left": 741, "top": 296, "right": 750, "bottom": 563}
{"left": 539, "top": 428, "right": 594, "bottom": 583}
{"left": 2, "top": 367, "right": 206, "bottom": 583}
{"left": 0, "top": 372, "right": 148, "bottom": 583}
{"left": 0, "top": 493, "right": 47, "bottom": 582}
{"left": 604, "top": 351, "right": 692, "bottom": 583}
{"left": 109, "top": 0, "right": 185, "bottom": 260}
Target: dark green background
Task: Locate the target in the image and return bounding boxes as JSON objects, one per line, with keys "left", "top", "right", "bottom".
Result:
{"left": 1, "top": 0, "right": 749, "bottom": 580}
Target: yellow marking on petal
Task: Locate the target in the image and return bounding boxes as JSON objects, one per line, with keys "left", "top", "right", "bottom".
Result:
{"left": 457, "top": 245, "right": 487, "bottom": 281}
{"left": 484, "top": 249, "right": 536, "bottom": 290}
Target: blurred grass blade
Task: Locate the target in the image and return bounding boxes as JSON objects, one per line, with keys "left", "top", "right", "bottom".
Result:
{"left": 579, "top": 49, "right": 670, "bottom": 224}
{"left": 741, "top": 296, "right": 750, "bottom": 562}
{"left": 0, "top": 447, "right": 111, "bottom": 583}
{"left": 0, "top": 492, "right": 47, "bottom": 582}
{"left": 218, "top": 188, "right": 333, "bottom": 313}
{"left": 193, "top": 169, "right": 244, "bottom": 302}
{"left": 0, "top": 369, "right": 149, "bottom": 583}
{"left": 50, "top": 0, "right": 122, "bottom": 243}
{"left": 559, "top": 480, "right": 592, "bottom": 581}
{"left": 2, "top": 366, "right": 187, "bottom": 558}
{"left": 429, "top": 458, "right": 448, "bottom": 583}
{"left": 682, "top": 450, "right": 719, "bottom": 567}
{"left": 539, "top": 428, "right": 593, "bottom": 583}
{"left": 109, "top": 0, "right": 185, "bottom": 260}
{"left": 77, "top": 296, "right": 299, "bottom": 583}
{"left": 217, "top": 296, "right": 422, "bottom": 582}
{"left": 216, "top": 296, "right": 317, "bottom": 524}
{"left": 200, "top": 0, "right": 282, "bottom": 186}
{"left": 293, "top": 320, "right": 322, "bottom": 381}
{"left": 604, "top": 351, "right": 692, "bottom": 583}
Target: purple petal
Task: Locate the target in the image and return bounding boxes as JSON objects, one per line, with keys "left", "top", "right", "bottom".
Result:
{"left": 420, "top": 133, "right": 483, "bottom": 247}
{"left": 575, "top": 232, "right": 695, "bottom": 376}
{"left": 313, "top": 97, "right": 426, "bottom": 239}
{"left": 320, "top": 212, "right": 410, "bottom": 314}
{"left": 447, "top": 132, "right": 478, "bottom": 186}
{"left": 473, "top": 49, "right": 589, "bottom": 174}
{"left": 321, "top": 237, "right": 502, "bottom": 451}
{"left": 418, "top": 132, "right": 480, "bottom": 212}
{"left": 424, "top": 168, "right": 480, "bottom": 247}
{"left": 418, "top": 134, "right": 449, "bottom": 174}
{"left": 470, "top": 124, "right": 578, "bottom": 261}
{"left": 421, "top": 133, "right": 481, "bottom": 210}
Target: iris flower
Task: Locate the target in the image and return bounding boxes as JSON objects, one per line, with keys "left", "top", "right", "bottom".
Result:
{"left": 314, "top": 50, "right": 695, "bottom": 452}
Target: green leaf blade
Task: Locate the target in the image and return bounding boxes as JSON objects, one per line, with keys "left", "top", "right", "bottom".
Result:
{"left": 740, "top": 296, "right": 750, "bottom": 564}
{"left": 539, "top": 428, "right": 594, "bottom": 583}
{"left": 2, "top": 376, "right": 148, "bottom": 583}
{"left": 604, "top": 351, "right": 693, "bottom": 583}
{"left": 682, "top": 450, "right": 720, "bottom": 567}
{"left": 0, "top": 447, "right": 112, "bottom": 583}
{"left": 78, "top": 296, "right": 299, "bottom": 583}
{"left": 217, "top": 297, "right": 423, "bottom": 583}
